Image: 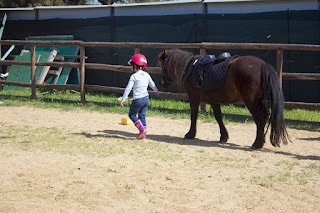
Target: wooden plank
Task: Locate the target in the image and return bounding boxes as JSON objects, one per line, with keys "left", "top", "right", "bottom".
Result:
{"left": 25, "top": 35, "right": 80, "bottom": 86}
{"left": 282, "top": 73, "right": 320, "bottom": 81}
{"left": 30, "top": 45, "right": 36, "bottom": 99}
{"left": 1, "top": 45, "right": 15, "bottom": 60}
{"left": 0, "top": 79, "right": 79, "bottom": 90}
{"left": 37, "top": 49, "right": 58, "bottom": 84}
{"left": 0, "top": 13, "right": 7, "bottom": 40}
{"left": 0, "top": 13, "right": 7, "bottom": 58}
{"left": 0, "top": 60, "right": 80, "bottom": 68}
{"left": 3, "top": 50, "right": 51, "bottom": 90}
{"left": 1, "top": 40, "right": 320, "bottom": 52}
{"left": 56, "top": 59, "right": 75, "bottom": 85}
{"left": 53, "top": 67, "right": 63, "bottom": 84}
{"left": 54, "top": 56, "right": 65, "bottom": 61}
{"left": 79, "top": 46, "right": 86, "bottom": 103}
{"left": 26, "top": 35, "right": 74, "bottom": 40}
{"left": 285, "top": 102, "right": 320, "bottom": 110}
{"left": 48, "top": 70, "right": 60, "bottom": 75}
{"left": 56, "top": 50, "right": 80, "bottom": 85}
{"left": 276, "top": 50, "right": 283, "bottom": 88}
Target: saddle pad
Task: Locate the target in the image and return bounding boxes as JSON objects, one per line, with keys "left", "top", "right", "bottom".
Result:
{"left": 190, "top": 58, "right": 230, "bottom": 90}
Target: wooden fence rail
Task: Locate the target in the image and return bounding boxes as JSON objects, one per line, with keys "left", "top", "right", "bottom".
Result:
{"left": 0, "top": 40, "right": 319, "bottom": 110}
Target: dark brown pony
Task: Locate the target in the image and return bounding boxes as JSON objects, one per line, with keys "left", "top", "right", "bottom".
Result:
{"left": 157, "top": 49, "right": 290, "bottom": 149}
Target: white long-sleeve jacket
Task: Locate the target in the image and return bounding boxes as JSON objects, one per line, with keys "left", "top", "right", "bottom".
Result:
{"left": 121, "top": 70, "right": 158, "bottom": 101}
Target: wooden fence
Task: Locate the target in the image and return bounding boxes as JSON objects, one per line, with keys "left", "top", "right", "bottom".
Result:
{"left": 0, "top": 40, "right": 319, "bottom": 110}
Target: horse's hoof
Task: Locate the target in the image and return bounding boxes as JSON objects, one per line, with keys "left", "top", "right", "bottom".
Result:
{"left": 184, "top": 136, "right": 195, "bottom": 139}
{"left": 251, "top": 143, "right": 263, "bottom": 150}
{"left": 184, "top": 133, "right": 195, "bottom": 139}
{"left": 219, "top": 136, "right": 228, "bottom": 143}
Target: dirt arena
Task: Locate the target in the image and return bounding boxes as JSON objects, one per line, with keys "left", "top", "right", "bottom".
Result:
{"left": 0, "top": 106, "right": 319, "bottom": 212}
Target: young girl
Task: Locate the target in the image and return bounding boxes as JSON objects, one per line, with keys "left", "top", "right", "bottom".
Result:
{"left": 120, "top": 53, "right": 159, "bottom": 139}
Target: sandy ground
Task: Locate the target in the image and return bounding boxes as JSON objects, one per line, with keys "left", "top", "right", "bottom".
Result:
{"left": 0, "top": 106, "right": 319, "bottom": 213}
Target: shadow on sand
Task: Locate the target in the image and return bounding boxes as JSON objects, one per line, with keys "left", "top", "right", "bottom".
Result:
{"left": 76, "top": 129, "right": 319, "bottom": 161}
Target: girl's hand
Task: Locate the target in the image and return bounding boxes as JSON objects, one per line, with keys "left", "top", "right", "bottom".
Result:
{"left": 120, "top": 101, "right": 125, "bottom": 107}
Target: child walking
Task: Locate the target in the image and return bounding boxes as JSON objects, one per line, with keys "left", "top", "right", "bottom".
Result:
{"left": 120, "top": 53, "right": 159, "bottom": 139}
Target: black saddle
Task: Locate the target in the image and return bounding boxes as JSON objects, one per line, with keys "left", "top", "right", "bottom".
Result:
{"left": 190, "top": 52, "right": 231, "bottom": 90}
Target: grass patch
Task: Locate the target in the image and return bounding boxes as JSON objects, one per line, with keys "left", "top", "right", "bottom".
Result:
{"left": 0, "top": 124, "right": 186, "bottom": 161}
{"left": 191, "top": 154, "right": 252, "bottom": 169}
{"left": 0, "top": 89, "right": 319, "bottom": 131}
{"left": 296, "top": 163, "right": 320, "bottom": 185}
{"left": 253, "top": 171, "right": 292, "bottom": 188}
{"left": 252, "top": 161, "right": 320, "bottom": 187}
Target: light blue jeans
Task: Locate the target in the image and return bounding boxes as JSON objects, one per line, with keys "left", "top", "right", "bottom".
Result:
{"left": 129, "top": 96, "right": 149, "bottom": 127}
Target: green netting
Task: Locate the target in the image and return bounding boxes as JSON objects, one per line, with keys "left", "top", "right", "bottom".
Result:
{"left": 2, "top": 11, "right": 319, "bottom": 102}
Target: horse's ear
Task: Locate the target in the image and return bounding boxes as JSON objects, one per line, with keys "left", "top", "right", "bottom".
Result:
{"left": 159, "top": 50, "right": 165, "bottom": 57}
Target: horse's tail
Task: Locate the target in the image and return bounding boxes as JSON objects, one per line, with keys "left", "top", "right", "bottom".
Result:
{"left": 262, "top": 63, "right": 290, "bottom": 147}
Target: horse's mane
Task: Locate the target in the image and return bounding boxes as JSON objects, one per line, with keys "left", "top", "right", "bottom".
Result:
{"left": 165, "top": 49, "right": 195, "bottom": 85}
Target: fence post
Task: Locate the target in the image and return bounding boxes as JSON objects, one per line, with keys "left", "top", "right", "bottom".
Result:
{"left": 80, "top": 45, "right": 86, "bottom": 103}
{"left": 30, "top": 45, "right": 36, "bottom": 99}
{"left": 200, "top": 48, "right": 206, "bottom": 112}
{"left": 134, "top": 48, "right": 140, "bottom": 54}
{"left": 276, "top": 50, "right": 283, "bottom": 88}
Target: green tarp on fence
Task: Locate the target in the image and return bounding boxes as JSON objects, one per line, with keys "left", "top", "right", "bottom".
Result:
{"left": 2, "top": 10, "right": 320, "bottom": 102}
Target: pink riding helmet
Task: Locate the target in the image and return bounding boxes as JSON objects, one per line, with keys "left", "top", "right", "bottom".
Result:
{"left": 128, "top": 53, "right": 147, "bottom": 67}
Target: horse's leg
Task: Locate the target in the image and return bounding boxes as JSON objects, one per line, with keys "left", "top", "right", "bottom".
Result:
{"left": 184, "top": 98, "right": 200, "bottom": 139}
{"left": 210, "top": 103, "right": 229, "bottom": 143}
{"left": 246, "top": 100, "right": 269, "bottom": 149}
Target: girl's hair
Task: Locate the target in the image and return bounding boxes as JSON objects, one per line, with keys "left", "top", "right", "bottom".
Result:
{"left": 131, "top": 62, "right": 145, "bottom": 71}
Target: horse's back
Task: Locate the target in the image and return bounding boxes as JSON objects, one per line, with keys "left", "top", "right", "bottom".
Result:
{"left": 229, "top": 55, "right": 265, "bottom": 83}
{"left": 228, "top": 56, "right": 268, "bottom": 100}
{"left": 202, "top": 55, "right": 266, "bottom": 103}
{"left": 230, "top": 55, "right": 265, "bottom": 73}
